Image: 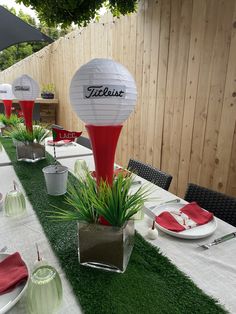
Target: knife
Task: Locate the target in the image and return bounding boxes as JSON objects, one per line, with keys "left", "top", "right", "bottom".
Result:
{"left": 199, "top": 232, "right": 236, "bottom": 249}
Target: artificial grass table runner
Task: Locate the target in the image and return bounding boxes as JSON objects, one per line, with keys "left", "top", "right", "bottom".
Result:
{"left": 1, "top": 137, "right": 227, "bottom": 314}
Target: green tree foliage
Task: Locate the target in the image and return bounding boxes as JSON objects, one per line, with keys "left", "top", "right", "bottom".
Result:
{"left": 16, "top": 0, "right": 138, "bottom": 28}
{"left": 0, "top": 7, "right": 71, "bottom": 71}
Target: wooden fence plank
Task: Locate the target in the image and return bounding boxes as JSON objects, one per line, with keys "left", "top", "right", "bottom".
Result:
{"left": 227, "top": 122, "right": 236, "bottom": 196}
{"left": 153, "top": 0, "right": 171, "bottom": 170}
{"left": 212, "top": 1, "right": 236, "bottom": 193}
{"left": 145, "top": 0, "right": 161, "bottom": 165}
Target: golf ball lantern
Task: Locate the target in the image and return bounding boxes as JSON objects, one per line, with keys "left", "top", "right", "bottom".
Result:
{"left": 69, "top": 58, "right": 137, "bottom": 126}
{"left": 0, "top": 84, "right": 15, "bottom": 119}
{"left": 70, "top": 58, "right": 137, "bottom": 185}
{"left": 12, "top": 74, "right": 39, "bottom": 100}
{"left": 12, "top": 74, "right": 39, "bottom": 132}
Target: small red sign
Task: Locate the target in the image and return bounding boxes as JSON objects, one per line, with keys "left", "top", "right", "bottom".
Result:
{"left": 52, "top": 128, "right": 82, "bottom": 142}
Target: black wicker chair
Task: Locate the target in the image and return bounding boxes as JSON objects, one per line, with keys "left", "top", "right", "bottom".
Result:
{"left": 127, "top": 159, "right": 172, "bottom": 190}
{"left": 184, "top": 183, "right": 236, "bottom": 227}
{"left": 76, "top": 136, "right": 92, "bottom": 149}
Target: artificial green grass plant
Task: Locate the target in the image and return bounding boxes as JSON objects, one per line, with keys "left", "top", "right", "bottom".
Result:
{"left": 5, "top": 124, "right": 49, "bottom": 143}
{"left": 0, "top": 113, "right": 23, "bottom": 126}
{"left": 50, "top": 171, "right": 150, "bottom": 227}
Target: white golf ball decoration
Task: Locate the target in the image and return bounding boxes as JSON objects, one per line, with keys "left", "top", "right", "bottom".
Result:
{"left": 12, "top": 74, "right": 39, "bottom": 100}
{"left": 146, "top": 221, "right": 159, "bottom": 240}
{"left": 69, "top": 58, "right": 137, "bottom": 126}
{"left": 0, "top": 84, "right": 15, "bottom": 100}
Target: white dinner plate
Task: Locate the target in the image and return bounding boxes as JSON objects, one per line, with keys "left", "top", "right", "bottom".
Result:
{"left": 152, "top": 203, "right": 217, "bottom": 239}
{"left": 0, "top": 253, "right": 30, "bottom": 314}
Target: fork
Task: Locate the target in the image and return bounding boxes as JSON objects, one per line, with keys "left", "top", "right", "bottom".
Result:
{"left": 199, "top": 232, "right": 236, "bottom": 249}
{"left": 144, "top": 199, "right": 182, "bottom": 219}
{"left": 149, "top": 198, "right": 181, "bottom": 209}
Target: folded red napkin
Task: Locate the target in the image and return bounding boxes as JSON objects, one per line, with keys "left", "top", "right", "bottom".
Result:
{"left": 0, "top": 252, "right": 28, "bottom": 294}
{"left": 155, "top": 202, "right": 214, "bottom": 232}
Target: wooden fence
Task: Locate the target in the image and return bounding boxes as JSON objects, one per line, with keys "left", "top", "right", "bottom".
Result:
{"left": 1, "top": 0, "right": 236, "bottom": 197}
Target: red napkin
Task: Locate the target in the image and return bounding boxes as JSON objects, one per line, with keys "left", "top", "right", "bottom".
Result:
{"left": 155, "top": 202, "right": 214, "bottom": 232}
{"left": 156, "top": 211, "right": 186, "bottom": 232}
{"left": 0, "top": 252, "right": 28, "bottom": 294}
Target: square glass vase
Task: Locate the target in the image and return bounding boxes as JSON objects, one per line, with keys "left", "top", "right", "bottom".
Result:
{"left": 78, "top": 220, "right": 135, "bottom": 273}
{"left": 16, "top": 141, "right": 46, "bottom": 163}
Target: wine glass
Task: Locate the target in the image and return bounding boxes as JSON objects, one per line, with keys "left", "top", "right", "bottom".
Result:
{"left": 27, "top": 264, "right": 62, "bottom": 314}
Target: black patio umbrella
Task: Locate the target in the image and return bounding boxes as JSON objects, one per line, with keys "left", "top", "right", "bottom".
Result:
{"left": 0, "top": 5, "right": 53, "bottom": 51}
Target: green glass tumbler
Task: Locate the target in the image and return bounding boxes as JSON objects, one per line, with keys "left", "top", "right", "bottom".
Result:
{"left": 4, "top": 182, "right": 26, "bottom": 217}
{"left": 27, "top": 265, "right": 63, "bottom": 314}
{"left": 74, "top": 159, "right": 89, "bottom": 180}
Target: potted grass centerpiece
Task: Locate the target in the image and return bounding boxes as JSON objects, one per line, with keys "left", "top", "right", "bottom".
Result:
{"left": 49, "top": 59, "right": 142, "bottom": 273}
{"left": 51, "top": 170, "right": 150, "bottom": 273}
{"left": 6, "top": 124, "right": 49, "bottom": 162}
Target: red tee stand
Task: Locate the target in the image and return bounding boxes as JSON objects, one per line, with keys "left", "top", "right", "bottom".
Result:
{"left": 19, "top": 100, "right": 35, "bottom": 133}
{"left": 86, "top": 124, "right": 123, "bottom": 225}
{"left": 86, "top": 124, "right": 122, "bottom": 186}
{"left": 3, "top": 100, "right": 13, "bottom": 119}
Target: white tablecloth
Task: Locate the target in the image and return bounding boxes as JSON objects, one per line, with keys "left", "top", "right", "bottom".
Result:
{"left": 0, "top": 141, "right": 11, "bottom": 165}
{"left": 45, "top": 139, "right": 93, "bottom": 159}
{"left": 0, "top": 145, "right": 236, "bottom": 313}
{"left": 0, "top": 140, "right": 93, "bottom": 166}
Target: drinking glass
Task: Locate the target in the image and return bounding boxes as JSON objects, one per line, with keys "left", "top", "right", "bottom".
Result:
{"left": 27, "top": 265, "right": 62, "bottom": 314}
{"left": 4, "top": 182, "right": 27, "bottom": 217}
{"left": 74, "top": 159, "right": 89, "bottom": 180}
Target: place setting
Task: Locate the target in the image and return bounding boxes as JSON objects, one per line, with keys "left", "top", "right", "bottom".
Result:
{"left": 0, "top": 245, "right": 62, "bottom": 314}
{"left": 144, "top": 200, "right": 217, "bottom": 240}
{"left": 143, "top": 199, "right": 236, "bottom": 254}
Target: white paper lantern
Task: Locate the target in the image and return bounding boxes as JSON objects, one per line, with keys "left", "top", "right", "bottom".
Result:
{"left": 0, "top": 83, "right": 15, "bottom": 100}
{"left": 69, "top": 58, "right": 137, "bottom": 126}
{"left": 12, "top": 74, "right": 39, "bottom": 100}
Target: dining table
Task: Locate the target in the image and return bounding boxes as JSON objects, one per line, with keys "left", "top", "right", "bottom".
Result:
{"left": 0, "top": 140, "right": 236, "bottom": 314}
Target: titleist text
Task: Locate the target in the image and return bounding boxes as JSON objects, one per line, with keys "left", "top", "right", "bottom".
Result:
{"left": 14, "top": 86, "right": 30, "bottom": 91}
{"left": 83, "top": 85, "right": 126, "bottom": 99}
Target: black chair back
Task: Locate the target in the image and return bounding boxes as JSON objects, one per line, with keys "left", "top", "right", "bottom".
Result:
{"left": 127, "top": 159, "right": 172, "bottom": 190}
{"left": 184, "top": 183, "right": 236, "bottom": 227}
{"left": 76, "top": 136, "right": 92, "bottom": 149}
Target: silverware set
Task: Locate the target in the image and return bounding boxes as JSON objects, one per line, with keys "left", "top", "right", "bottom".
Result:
{"left": 198, "top": 232, "right": 236, "bottom": 249}
{"left": 131, "top": 180, "right": 142, "bottom": 186}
